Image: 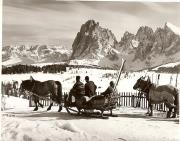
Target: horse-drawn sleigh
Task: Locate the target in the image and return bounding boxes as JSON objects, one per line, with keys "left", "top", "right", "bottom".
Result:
{"left": 64, "top": 92, "right": 120, "bottom": 119}
{"left": 19, "top": 58, "right": 179, "bottom": 119}
{"left": 19, "top": 77, "right": 121, "bottom": 119}
{"left": 19, "top": 59, "right": 125, "bottom": 119}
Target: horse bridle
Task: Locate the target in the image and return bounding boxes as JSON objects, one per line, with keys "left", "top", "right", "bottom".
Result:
{"left": 20, "top": 82, "right": 36, "bottom": 97}
{"left": 138, "top": 78, "right": 152, "bottom": 94}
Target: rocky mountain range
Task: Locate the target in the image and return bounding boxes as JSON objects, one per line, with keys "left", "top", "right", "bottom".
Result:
{"left": 100, "top": 22, "right": 180, "bottom": 70}
{"left": 2, "top": 45, "right": 71, "bottom": 66}
{"left": 70, "top": 20, "right": 180, "bottom": 70}
{"left": 2, "top": 20, "right": 180, "bottom": 71}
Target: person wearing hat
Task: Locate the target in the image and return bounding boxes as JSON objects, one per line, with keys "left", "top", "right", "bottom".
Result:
{"left": 85, "top": 76, "right": 97, "bottom": 97}
{"left": 101, "top": 81, "right": 117, "bottom": 97}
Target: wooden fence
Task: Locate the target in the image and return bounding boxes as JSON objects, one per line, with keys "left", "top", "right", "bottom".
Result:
{"left": 29, "top": 92, "right": 168, "bottom": 112}
{"left": 118, "top": 92, "right": 167, "bottom": 112}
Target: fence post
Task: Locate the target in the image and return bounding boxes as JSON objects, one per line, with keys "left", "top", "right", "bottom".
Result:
{"left": 118, "top": 93, "right": 121, "bottom": 106}
{"left": 131, "top": 95, "right": 135, "bottom": 107}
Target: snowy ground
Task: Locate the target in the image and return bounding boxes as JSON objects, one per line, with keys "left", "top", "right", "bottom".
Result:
{"left": 1, "top": 68, "right": 180, "bottom": 141}
{"left": 1, "top": 105, "right": 179, "bottom": 141}
{"left": 1, "top": 68, "right": 180, "bottom": 93}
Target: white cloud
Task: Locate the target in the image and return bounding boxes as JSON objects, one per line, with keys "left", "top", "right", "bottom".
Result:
{"left": 3, "top": 1, "right": 180, "bottom": 46}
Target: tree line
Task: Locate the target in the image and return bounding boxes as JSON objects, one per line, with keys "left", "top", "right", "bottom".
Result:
{"left": 154, "top": 64, "right": 180, "bottom": 73}
{"left": 2, "top": 64, "right": 66, "bottom": 74}
{"left": 2, "top": 64, "right": 114, "bottom": 74}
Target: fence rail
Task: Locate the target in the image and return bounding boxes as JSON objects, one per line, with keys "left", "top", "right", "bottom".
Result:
{"left": 29, "top": 92, "right": 168, "bottom": 112}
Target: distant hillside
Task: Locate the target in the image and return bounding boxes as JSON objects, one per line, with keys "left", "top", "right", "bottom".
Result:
{"left": 151, "top": 62, "right": 180, "bottom": 73}
{"left": 2, "top": 45, "right": 71, "bottom": 66}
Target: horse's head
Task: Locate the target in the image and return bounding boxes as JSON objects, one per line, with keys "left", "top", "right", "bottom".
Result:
{"left": 133, "top": 76, "right": 151, "bottom": 92}
{"left": 19, "top": 79, "right": 35, "bottom": 93}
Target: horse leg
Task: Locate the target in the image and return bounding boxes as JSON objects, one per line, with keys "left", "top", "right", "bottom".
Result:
{"left": 58, "top": 94, "right": 63, "bottom": 112}
{"left": 36, "top": 98, "right": 44, "bottom": 108}
{"left": 167, "top": 107, "right": 173, "bottom": 118}
{"left": 171, "top": 94, "right": 179, "bottom": 118}
{"left": 165, "top": 102, "right": 174, "bottom": 118}
{"left": 146, "top": 101, "right": 152, "bottom": 116}
{"left": 146, "top": 105, "right": 150, "bottom": 115}
{"left": 58, "top": 105, "right": 62, "bottom": 112}
{"left": 148, "top": 103, "right": 153, "bottom": 116}
{"left": 33, "top": 104, "right": 38, "bottom": 111}
{"left": 38, "top": 101, "right": 44, "bottom": 108}
{"left": 33, "top": 97, "right": 38, "bottom": 111}
{"left": 57, "top": 83, "right": 63, "bottom": 112}
{"left": 171, "top": 107, "right": 177, "bottom": 118}
{"left": 47, "top": 102, "right": 53, "bottom": 111}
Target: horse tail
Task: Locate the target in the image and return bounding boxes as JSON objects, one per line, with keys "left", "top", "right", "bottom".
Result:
{"left": 55, "top": 81, "right": 63, "bottom": 104}
{"left": 174, "top": 88, "right": 179, "bottom": 115}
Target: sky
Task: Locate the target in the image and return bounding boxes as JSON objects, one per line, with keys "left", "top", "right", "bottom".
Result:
{"left": 2, "top": 0, "right": 180, "bottom": 48}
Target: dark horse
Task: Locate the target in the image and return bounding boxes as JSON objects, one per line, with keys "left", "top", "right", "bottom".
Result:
{"left": 20, "top": 76, "right": 63, "bottom": 112}
{"left": 133, "top": 76, "right": 179, "bottom": 118}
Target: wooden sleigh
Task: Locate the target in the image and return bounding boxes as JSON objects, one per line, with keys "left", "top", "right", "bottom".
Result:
{"left": 64, "top": 93, "right": 120, "bottom": 119}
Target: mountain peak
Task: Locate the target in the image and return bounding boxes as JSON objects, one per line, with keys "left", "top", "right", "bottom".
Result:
{"left": 120, "top": 31, "right": 134, "bottom": 44}
{"left": 164, "top": 22, "right": 180, "bottom": 36}
{"left": 84, "top": 20, "right": 97, "bottom": 26}
{"left": 124, "top": 31, "right": 134, "bottom": 36}
{"left": 136, "top": 26, "right": 154, "bottom": 36}
{"left": 71, "top": 20, "right": 118, "bottom": 60}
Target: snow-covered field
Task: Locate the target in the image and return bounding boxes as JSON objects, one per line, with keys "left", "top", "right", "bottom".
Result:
{"left": 1, "top": 67, "right": 180, "bottom": 93}
{"left": 1, "top": 67, "right": 180, "bottom": 141}
{"left": 1, "top": 103, "right": 179, "bottom": 141}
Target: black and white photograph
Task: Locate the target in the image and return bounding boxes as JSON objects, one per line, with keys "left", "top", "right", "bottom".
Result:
{"left": 1, "top": 0, "right": 180, "bottom": 141}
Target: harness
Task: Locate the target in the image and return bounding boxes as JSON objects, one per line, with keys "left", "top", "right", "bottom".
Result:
{"left": 142, "top": 82, "right": 152, "bottom": 93}
{"left": 137, "top": 79, "right": 153, "bottom": 101}
{"left": 21, "top": 83, "right": 60, "bottom": 105}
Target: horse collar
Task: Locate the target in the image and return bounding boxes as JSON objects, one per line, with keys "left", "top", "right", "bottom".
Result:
{"left": 142, "top": 82, "right": 152, "bottom": 93}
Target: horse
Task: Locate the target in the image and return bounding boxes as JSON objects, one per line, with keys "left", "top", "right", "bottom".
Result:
{"left": 12, "top": 81, "right": 19, "bottom": 97}
{"left": 5, "top": 82, "right": 14, "bottom": 96}
{"left": 20, "top": 76, "right": 63, "bottom": 112}
{"left": 133, "top": 76, "right": 179, "bottom": 118}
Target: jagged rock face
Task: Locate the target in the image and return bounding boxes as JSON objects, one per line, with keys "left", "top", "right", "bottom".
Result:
{"left": 134, "top": 26, "right": 155, "bottom": 60}
{"left": 152, "top": 26, "right": 180, "bottom": 55}
{"left": 2, "top": 45, "right": 71, "bottom": 66}
{"left": 71, "top": 20, "right": 118, "bottom": 59}
{"left": 119, "top": 31, "right": 135, "bottom": 51}
{"left": 100, "top": 22, "right": 180, "bottom": 71}
{"left": 128, "top": 23, "right": 179, "bottom": 62}
{"left": 136, "top": 26, "right": 154, "bottom": 41}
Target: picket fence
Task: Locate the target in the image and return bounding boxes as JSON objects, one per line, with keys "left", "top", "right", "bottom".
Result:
{"left": 29, "top": 92, "right": 168, "bottom": 112}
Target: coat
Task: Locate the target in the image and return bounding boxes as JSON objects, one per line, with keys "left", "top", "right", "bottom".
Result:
{"left": 101, "top": 86, "right": 117, "bottom": 97}
{"left": 71, "top": 81, "right": 85, "bottom": 97}
{"left": 85, "top": 81, "right": 97, "bottom": 97}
